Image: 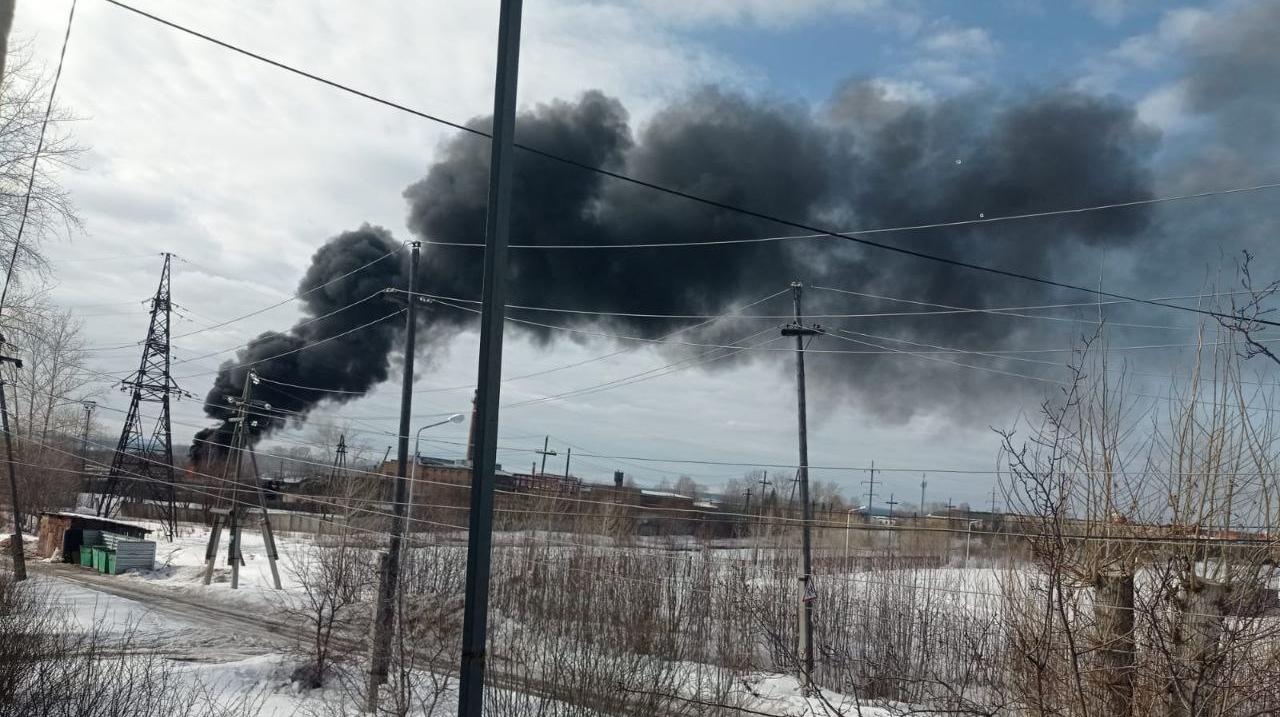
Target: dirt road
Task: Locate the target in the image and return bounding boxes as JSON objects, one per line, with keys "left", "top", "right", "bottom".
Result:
{"left": 32, "top": 561, "right": 298, "bottom": 661}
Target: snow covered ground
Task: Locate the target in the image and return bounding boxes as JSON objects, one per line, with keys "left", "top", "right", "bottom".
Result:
{"left": 37, "top": 520, "right": 979, "bottom": 715}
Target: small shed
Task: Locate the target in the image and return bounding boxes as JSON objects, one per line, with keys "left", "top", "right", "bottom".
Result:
{"left": 37, "top": 512, "right": 152, "bottom": 564}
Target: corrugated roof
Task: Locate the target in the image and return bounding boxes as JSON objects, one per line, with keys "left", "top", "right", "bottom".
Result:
{"left": 43, "top": 511, "right": 153, "bottom": 533}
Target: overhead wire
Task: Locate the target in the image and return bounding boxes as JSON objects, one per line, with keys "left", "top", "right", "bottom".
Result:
{"left": 84, "top": 243, "right": 404, "bottom": 353}
{"left": 0, "top": 0, "right": 78, "bottom": 316}
{"left": 172, "top": 307, "right": 405, "bottom": 380}
{"left": 97, "top": 0, "right": 1280, "bottom": 330}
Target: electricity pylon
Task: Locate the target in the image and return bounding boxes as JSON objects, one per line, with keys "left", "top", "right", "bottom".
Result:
{"left": 97, "top": 253, "right": 186, "bottom": 539}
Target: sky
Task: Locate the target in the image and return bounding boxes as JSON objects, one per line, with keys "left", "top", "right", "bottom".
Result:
{"left": 11, "top": 0, "right": 1280, "bottom": 509}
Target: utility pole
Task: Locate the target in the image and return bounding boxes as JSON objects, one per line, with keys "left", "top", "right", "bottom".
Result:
{"left": 563, "top": 447, "right": 572, "bottom": 479}
{"left": 0, "top": 1, "right": 14, "bottom": 84}
{"left": 203, "top": 374, "right": 252, "bottom": 587}
{"left": 245, "top": 445, "right": 282, "bottom": 589}
{"left": 536, "top": 435, "right": 556, "bottom": 476}
{"left": 886, "top": 493, "right": 898, "bottom": 520}
{"left": 780, "top": 281, "right": 820, "bottom": 691}
{"left": 861, "top": 461, "right": 879, "bottom": 520}
{"left": 457, "top": 1, "right": 523, "bottom": 712}
{"left": 367, "top": 240, "right": 421, "bottom": 706}
{"left": 79, "top": 401, "right": 96, "bottom": 496}
{"left": 328, "top": 434, "right": 346, "bottom": 482}
{"left": 757, "top": 471, "right": 772, "bottom": 502}
{"left": 919, "top": 474, "right": 927, "bottom": 518}
{"left": 202, "top": 370, "right": 279, "bottom": 590}
{"left": 0, "top": 338, "right": 26, "bottom": 580}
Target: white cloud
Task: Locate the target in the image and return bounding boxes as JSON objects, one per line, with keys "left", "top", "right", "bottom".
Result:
{"left": 1078, "top": 6, "right": 1210, "bottom": 93}
{"left": 1136, "top": 81, "right": 1191, "bottom": 133}
{"left": 920, "top": 27, "right": 1000, "bottom": 58}
{"left": 1081, "top": 0, "right": 1133, "bottom": 25}
{"left": 628, "top": 0, "right": 913, "bottom": 30}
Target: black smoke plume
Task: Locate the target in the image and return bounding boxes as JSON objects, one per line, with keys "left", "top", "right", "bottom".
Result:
{"left": 192, "top": 227, "right": 405, "bottom": 462}
{"left": 404, "top": 86, "right": 1156, "bottom": 420}
{"left": 199, "top": 80, "right": 1168, "bottom": 447}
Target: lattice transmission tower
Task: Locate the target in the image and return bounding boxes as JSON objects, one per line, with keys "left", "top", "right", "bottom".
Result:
{"left": 96, "top": 253, "right": 186, "bottom": 539}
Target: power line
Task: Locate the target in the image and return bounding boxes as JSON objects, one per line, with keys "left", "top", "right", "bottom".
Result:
{"left": 406, "top": 286, "right": 1195, "bottom": 328}
{"left": 167, "top": 290, "right": 389, "bottom": 368}
{"left": 416, "top": 182, "right": 1280, "bottom": 250}
{"left": 0, "top": 0, "right": 77, "bottom": 315}
{"left": 260, "top": 288, "right": 785, "bottom": 400}
{"left": 809, "top": 285, "right": 1194, "bottom": 331}
{"left": 85, "top": 243, "right": 403, "bottom": 353}
{"left": 172, "top": 308, "right": 405, "bottom": 380}
{"left": 99, "top": 0, "right": 1280, "bottom": 329}
{"left": 428, "top": 295, "right": 1280, "bottom": 358}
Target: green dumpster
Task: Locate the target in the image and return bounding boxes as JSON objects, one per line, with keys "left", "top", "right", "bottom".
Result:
{"left": 92, "top": 547, "right": 105, "bottom": 573}
{"left": 105, "top": 550, "right": 117, "bottom": 576}
{"left": 78, "top": 548, "right": 91, "bottom": 567}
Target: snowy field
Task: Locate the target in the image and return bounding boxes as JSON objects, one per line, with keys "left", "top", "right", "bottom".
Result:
{"left": 36, "top": 520, "right": 917, "bottom": 716}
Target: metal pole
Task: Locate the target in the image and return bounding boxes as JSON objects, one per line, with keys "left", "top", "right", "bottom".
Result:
{"left": 367, "top": 241, "right": 421, "bottom": 707}
{"left": 409, "top": 435, "right": 423, "bottom": 536}
{"left": 407, "top": 415, "right": 463, "bottom": 539}
{"left": 458, "top": 0, "right": 523, "bottom": 712}
{"left": 0, "top": 368, "right": 26, "bottom": 581}
{"left": 965, "top": 521, "right": 974, "bottom": 569}
{"left": 844, "top": 510, "right": 851, "bottom": 561}
{"left": 782, "top": 281, "right": 817, "bottom": 689}
{"left": 79, "top": 401, "right": 95, "bottom": 497}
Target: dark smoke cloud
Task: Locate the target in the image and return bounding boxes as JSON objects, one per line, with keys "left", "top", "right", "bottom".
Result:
{"left": 405, "top": 85, "right": 1156, "bottom": 420}
{"left": 200, "top": 78, "right": 1171, "bottom": 444}
{"left": 194, "top": 226, "right": 405, "bottom": 459}
{"left": 1182, "top": 1, "right": 1280, "bottom": 154}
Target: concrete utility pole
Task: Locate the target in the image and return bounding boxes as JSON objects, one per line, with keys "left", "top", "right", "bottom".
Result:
{"left": 919, "top": 474, "right": 927, "bottom": 518}
{"left": 367, "top": 241, "right": 422, "bottom": 708}
{"left": 563, "top": 447, "right": 571, "bottom": 479}
{"left": 457, "top": 1, "right": 523, "bottom": 713}
{"left": 781, "top": 281, "right": 820, "bottom": 690}
{"left": 0, "top": 338, "right": 26, "bottom": 580}
{"left": 203, "top": 374, "right": 252, "bottom": 587}
{"left": 202, "top": 370, "right": 279, "bottom": 591}
{"left": 79, "top": 401, "right": 96, "bottom": 495}
{"left": 0, "top": 1, "right": 15, "bottom": 84}
{"left": 245, "top": 443, "right": 282, "bottom": 590}
{"left": 536, "top": 435, "right": 556, "bottom": 476}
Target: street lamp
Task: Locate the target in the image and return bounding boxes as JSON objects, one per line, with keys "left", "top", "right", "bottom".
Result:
{"left": 406, "top": 413, "right": 466, "bottom": 536}
{"left": 964, "top": 519, "right": 980, "bottom": 569}
{"left": 844, "top": 508, "right": 856, "bottom": 562}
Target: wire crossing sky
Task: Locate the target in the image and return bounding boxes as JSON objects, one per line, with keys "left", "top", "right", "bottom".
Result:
{"left": 15, "top": 0, "right": 1280, "bottom": 505}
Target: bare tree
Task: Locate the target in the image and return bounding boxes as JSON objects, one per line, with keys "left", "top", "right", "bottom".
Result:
{"left": 282, "top": 538, "right": 373, "bottom": 689}
{"left": 0, "top": 300, "right": 94, "bottom": 524}
{"left": 0, "top": 38, "right": 83, "bottom": 289}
